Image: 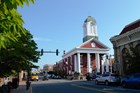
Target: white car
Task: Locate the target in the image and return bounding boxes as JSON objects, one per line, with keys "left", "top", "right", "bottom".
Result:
{"left": 3, "top": 77, "right": 10, "bottom": 85}
{"left": 95, "top": 73, "right": 120, "bottom": 86}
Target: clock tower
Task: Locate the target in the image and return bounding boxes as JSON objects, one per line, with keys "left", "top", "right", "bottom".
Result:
{"left": 83, "top": 16, "right": 98, "bottom": 42}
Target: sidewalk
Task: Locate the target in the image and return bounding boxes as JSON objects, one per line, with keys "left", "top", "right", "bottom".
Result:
{"left": 10, "top": 81, "right": 32, "bottom": 93}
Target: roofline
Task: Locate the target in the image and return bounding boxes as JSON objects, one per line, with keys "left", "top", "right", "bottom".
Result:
{"left": 119, "top": 19, "right": 140, "bottom": 35}
{"left": 62, "top": 47, "right": 110, "bottom": 59}
{"left": 62, "top": 38, "right": 110, "bottom": 58}
{"left": 78, "top": 38, "right": 110, "bottom": 49}
{"left": 77, "top": 38, "right": 94, "bottom": 48}
{"left": 110, "top": 26, "right": 140, "bottom": 42}
{"left": 124, "top": 19, "right": 140, "bottom": 29}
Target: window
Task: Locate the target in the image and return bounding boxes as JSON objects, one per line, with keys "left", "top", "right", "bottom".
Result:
{"left": 136, "top": 44, "right": 140, "bottom": 50}
{"left": 102, "top": 74, "right": 109, "bottom": 77}
{"left": 80, "top": 55, "right": 83, "bottom": 65}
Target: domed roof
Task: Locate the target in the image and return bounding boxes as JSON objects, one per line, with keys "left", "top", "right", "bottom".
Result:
{"left": 84, "top": 16, "right": 96, "bottom": 23}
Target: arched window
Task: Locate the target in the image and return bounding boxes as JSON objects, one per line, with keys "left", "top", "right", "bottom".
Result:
{"left": 122, "top": 48, "right": 128, "bottom": 57}
{"left": 135, "top": 44, "right": 140, "bottom": 50}
{"left": 122, "top": 48, "right": 129, "bottom": 74}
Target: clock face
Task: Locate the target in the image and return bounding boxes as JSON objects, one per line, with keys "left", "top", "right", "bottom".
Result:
{"left": 91, "top": 42, "right": 96, "bottom": 47}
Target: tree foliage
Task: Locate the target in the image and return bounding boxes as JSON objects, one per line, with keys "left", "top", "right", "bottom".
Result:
{"left": 0, "top": 0, "right": 34, "bottom": 48}
{"left": 0, "top": 30, "right": 40, "bottom": 77}
{"left": 126, "top": 46, "right": 140, "bottom": 74}
{"left": 0, "top": 0, "right": 41, "bottom": 77}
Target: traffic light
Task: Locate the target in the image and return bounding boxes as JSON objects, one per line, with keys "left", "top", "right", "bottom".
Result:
{"left": 106, "top": 55, "right": 108, "bottom": 59}
{"left": 56, "top": 49, "right": 59, "bottom": 56}
{"left": 41, "top": 49, "right": 43, "bottom": 56}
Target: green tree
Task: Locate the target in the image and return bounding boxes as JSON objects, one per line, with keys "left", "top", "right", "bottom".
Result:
{"left": 74, "top": 72, "right": 80, "bottom": 77}
{"left": 0, "top": 0, "right": 34, "bottom": 48}
{"left": 0, "top": 30, "right": 40, "bottom": 77}
{"left": 126, "top": 46, "right": 140, "bottom": 74}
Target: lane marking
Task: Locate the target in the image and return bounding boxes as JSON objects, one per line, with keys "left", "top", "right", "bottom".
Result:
{"left": 103, "top": 88, "right": 113, "bottom": 90}
{"left": 71, "top": 84, "right": 116, "bottom": 93}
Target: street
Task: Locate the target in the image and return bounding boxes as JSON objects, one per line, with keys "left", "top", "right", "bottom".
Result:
{"left": 31, "top": 79, "right": 140, "bottom": 93}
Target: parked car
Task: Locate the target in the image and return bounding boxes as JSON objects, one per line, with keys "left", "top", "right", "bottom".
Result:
{"left": 93, "top": 72, "right": 101, "bottom": 79}
{"left": 86, "top": 72, "right": 101, "bottom": 81}
{"left": 42, "top": 75, "right": 49, "bottom": 81}
{"left": 52, "top": 75, "right": 62, "bottom": 79}
{"left": 3, "top": 77, "right": 10, "bottom": 85}
{"left": 95, "top": 73, "right": 120, "bottom": 86}
{"left": 31, "top": 74, "right": 39, "bottom": 81}
{"left": 121, "top": 73, "right": 140, "bottom": 88}
{"left": 86, "top": 73, "right": 94, "bottom": 81}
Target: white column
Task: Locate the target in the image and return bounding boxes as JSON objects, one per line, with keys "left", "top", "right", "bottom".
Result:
{"left": 96, "top": 53, "right": 100, "bottom": 72}
{"left": 110, "top": 58, "right": 112, "bottom": 73}
{"left": 77, "top": 53, "right": 81, "bottom": 73}
{"left": 70, "top": 56, "right": 72, "bottom": 65}
{"left": 101, "top": 60, "right": 104, "bottom": 74}
{"left": 74, "top": 55, "right": 77, "bottom": 72}
{"left": 67, "top": 57, "right": 68, "bottom": 65}
{"left": 87, "top": 53, "right": 91, "bottom": 73}
{"left": 106, "top": 59, "right": 109, "bottom": 72}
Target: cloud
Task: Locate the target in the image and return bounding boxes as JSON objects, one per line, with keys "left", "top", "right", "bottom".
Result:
{"left": 33, "top": 37, "right": 63, "bottom": 44}
{"left": 33, "top": 37, "right": 52, "bottom": 42}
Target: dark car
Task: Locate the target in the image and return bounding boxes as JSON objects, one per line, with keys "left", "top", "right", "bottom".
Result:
{"left": 121, "top": 73, "right": 140, "bottom": 88}
{"left": 86, "top": 73, "right": 93, "bottom": 81}
{"left": 42, "top": 75, "right": 49, "bottom": 81}
{"left": 86, "top": 72, "right": 101, "bottom": 81}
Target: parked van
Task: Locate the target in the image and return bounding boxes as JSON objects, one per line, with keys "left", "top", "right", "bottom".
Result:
{"left": 31, "top": 74, "right": 39, "bottom": 81}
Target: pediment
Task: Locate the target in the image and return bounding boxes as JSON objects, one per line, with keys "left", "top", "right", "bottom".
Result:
{"left": 78, "top": 38, "right": 109, "bottom": 49}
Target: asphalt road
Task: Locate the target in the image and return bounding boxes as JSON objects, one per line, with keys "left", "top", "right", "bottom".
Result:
{"left": 31, "top": 79, "right": 140, "bottom": 93}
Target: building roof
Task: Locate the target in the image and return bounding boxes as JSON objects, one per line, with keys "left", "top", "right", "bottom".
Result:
{"left": 84, "top": 16, "right": 96, "bottom": 23}
{"left": 62, "top": 38, "right": 110, "bottom": 58}
{"left": 119, "top": 19, "right": 140, "bottom": 35}
{"left": 78, "top": 38, "right": 109, "bottom": 49}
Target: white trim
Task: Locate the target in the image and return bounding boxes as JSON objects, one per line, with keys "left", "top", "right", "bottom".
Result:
{"left": 116, "top": 37, "right": 140, "bottom": 47}
{"left": 78, "top": 38, "right": 94, "bottom": 48}
{"left": 62, "top": 38, "right": 110, "bottom": 59}
{"left": 62, "top": 48, "right": 109, "bottom": 59}
{"left": 77, "top": 38, "right": 109, "bottom": 49}
{"left": 110, "top": 27, "right": 140, "bottom": 41}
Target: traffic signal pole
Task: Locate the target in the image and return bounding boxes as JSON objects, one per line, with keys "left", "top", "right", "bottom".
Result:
{"left": 40, "top": 49, "right": 59, "bottom": 56}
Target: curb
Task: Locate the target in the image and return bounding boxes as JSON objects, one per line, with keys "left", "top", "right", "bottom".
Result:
{"left": 25, "top": 86, "right": 32, "bottom": 93}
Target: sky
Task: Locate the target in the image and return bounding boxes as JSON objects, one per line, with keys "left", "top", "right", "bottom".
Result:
{"left": 18, "top": 0, "right": 140, "bottom": 69}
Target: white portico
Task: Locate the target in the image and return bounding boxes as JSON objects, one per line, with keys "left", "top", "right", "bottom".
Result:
{"left": 62, "top": 38, "right": 109, "bottom": 75}
{"left": 62, "top": 16, "right": 110, "bottom": 75}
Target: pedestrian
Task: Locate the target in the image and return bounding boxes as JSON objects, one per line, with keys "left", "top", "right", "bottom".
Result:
{"left": 26, "top": 79, "right": 30, "bottom": 90}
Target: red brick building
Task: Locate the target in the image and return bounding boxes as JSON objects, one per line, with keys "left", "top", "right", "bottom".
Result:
{"left": 55, "top": 16, "right": 110, "bottom": 76}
